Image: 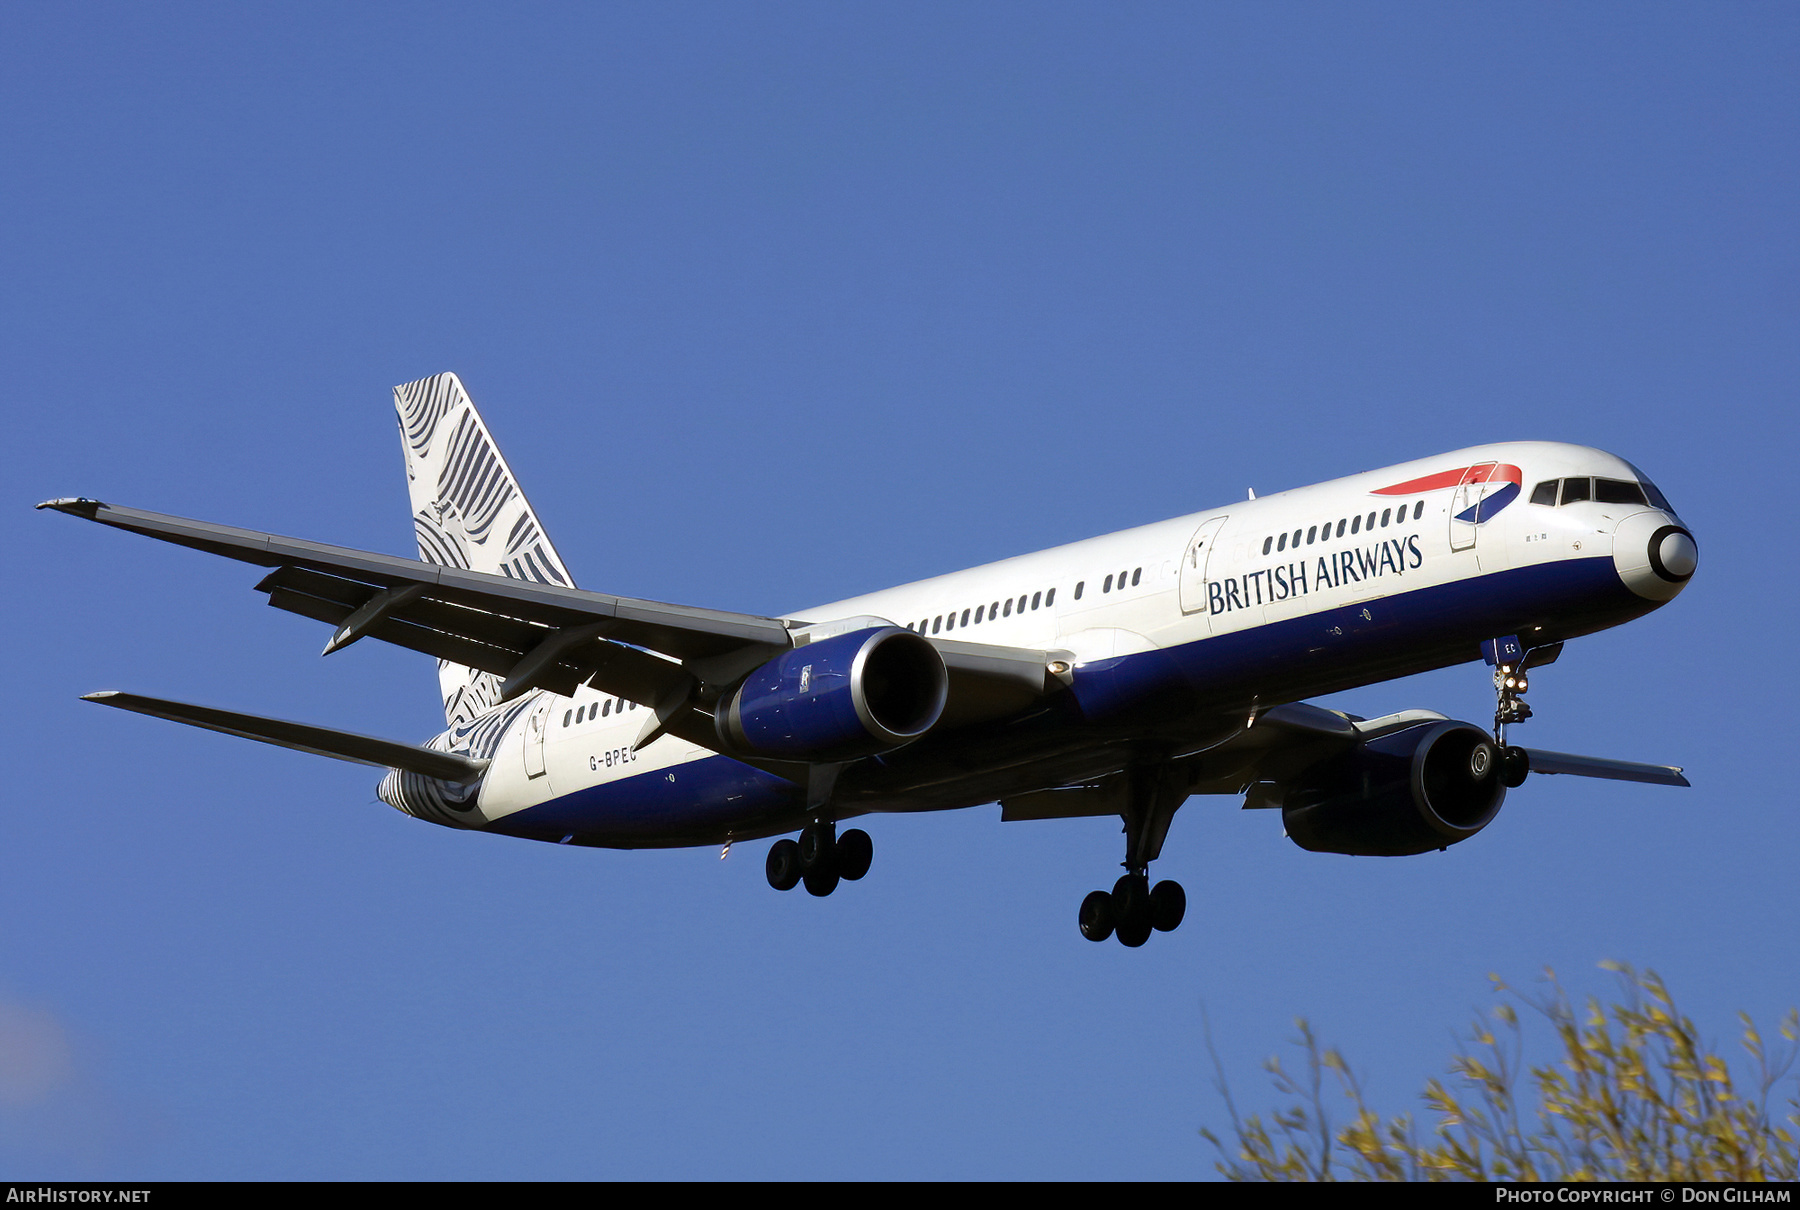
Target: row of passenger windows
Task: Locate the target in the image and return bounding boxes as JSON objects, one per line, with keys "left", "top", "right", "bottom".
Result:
{"left": 1262, "top": 499, "right": 1426, "bottom": 557}
{"left": 564, "top": 697, "right": 637, "bottom": 728}
{"left": 906, "top": 587, "right": 1056, "bottom": 636}
{"left": 1529, "top": 478, "right": 1652, "bottom": 508}
{"left": 900, "top": 562, "right": 1148, "bottom": 637}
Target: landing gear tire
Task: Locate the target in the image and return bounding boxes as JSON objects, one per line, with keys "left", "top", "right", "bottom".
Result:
{"left": 803, "top": 866, "right": 840, "bottom": 897}
{"left": 1501, "top": 745, "right": 1530, "bottom": 788}
{"left": 836, "top": 828, "right": 873, "bottom": 881}
{"left": 1079, "top": 890, "right": 1115, "bottom": 942}
{"left": 1112, "top": 874, "right": 1152, "bottom": 933}
{"left": 1150, "top": 880, "right": 1186, "bottom": 932}
{"left": 1115, "top": 919, "right": 1153, "bottom": 948}
{"left": 766, "top": 839, "right": 801, "bottom": 891}
{"left": 797, "top": 823, "right": 836, "bottom": 874}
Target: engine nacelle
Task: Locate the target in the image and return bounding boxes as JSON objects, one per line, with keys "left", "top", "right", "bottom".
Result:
{"left": 1280, "top": 721, "right": 1506, "bottom": 856}
{"left": 718, "top": 626, "right": 948, "bottom": 761}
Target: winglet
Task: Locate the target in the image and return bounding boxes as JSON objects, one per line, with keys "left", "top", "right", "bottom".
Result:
{"left": 36, "top": 497, "right": 104, "bottom": 517}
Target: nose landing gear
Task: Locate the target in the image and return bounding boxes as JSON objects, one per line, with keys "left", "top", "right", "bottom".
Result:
{"left": 1077, "top": 763, "right": 1190, "bottom": 948}
{"left": 1483, "top": 635, "right": 1563, "bottom": 789}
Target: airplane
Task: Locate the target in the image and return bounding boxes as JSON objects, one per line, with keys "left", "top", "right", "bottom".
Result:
{"left": 39, "top": 373, "right": 1699, "bottom": 947}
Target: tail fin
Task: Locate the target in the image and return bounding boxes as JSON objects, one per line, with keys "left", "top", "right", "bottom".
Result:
{"left": 394, "top": 373, "right": 576, "bottom": 726}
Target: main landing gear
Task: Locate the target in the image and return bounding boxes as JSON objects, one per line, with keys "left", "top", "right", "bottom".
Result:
{"left": 1078, "top": 763, "right": 1190, "bottom": 947}
{"left": 765, "top": 822, "right": 873, "bottom": 898}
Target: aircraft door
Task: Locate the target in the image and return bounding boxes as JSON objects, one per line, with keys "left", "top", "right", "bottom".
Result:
{"left": 1449, "top": 462, "right": 1497, "bottom": 552}
{"left": 1178, "top": 516, "right": 1229, "bottom": 618}
{"left": 522, "top": 697, "right": 550, "bottom": 780}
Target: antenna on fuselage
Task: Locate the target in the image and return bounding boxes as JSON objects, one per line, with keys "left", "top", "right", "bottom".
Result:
{"left": 1247, "top": 488, "right": 1256, "bottom": 500}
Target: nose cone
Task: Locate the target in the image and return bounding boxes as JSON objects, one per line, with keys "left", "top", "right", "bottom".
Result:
{"left": 1613, "top": 511, "right": 1697, "bottom": 601}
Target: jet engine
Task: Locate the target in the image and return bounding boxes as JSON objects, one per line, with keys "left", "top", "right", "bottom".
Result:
{"left": 1280, "top": 721, "right": 1506, "bottom": 856}
{"left": 717, "top": 626, "right": 948, "bottom": 761}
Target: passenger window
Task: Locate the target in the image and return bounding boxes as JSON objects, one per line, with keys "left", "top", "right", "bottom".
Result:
{"left": 945, "top": 612, "right": 955, "bottom": 631}
{"left": 1073, "top": 582, "right": 1083, "bottom": 601}
{"left": 1365, "top": 512, "right": 1376, "bottom": 530}
{"left": 1018, "top": 595, "right": 1027, "bottom": 613}
{"left": 1381, "top": 509, "right": 1391, "bottom": 527}
{"left": 1031, "top": 592, "right": 1041, "bottom": 610}
{"left": 960, "top": 608, "right": 970, "bottom": 627}
{"left": 1336, "top": 519, "right": 1346, "bottom": 537}
{"left": 1276, "top": 534, "right": 1286, "bottom": 553}
{"left": 1104, "top": 573, "right": 1114, "bottom": 592}
{"left": 1002, "top": 599, "right": 1012, "bottom": 617}
{"left": 562, "top": 710, "right": 572, "bottom": 727}
{"left": 974, "top": 605, "right": 984, "bottom": 624}
{"left": 932, "top": 616, "right": 942, "bottom": 634}
{"left": 991, "top": 600, "right": 1000, "bottom": 617}
{"left": 1130, "top": 569, "right": 1139, "bottom": 587}
{"left": 1561, "top": 478, "right": 1591, "bottom": 505}
{"left": 1306, "top": 526, "right": 1316, "bottom": 544}
{"left": 603, "top": 700, "right": 613, "bottom": 717}
{"left": 1045, "top": 587, "right": 1056, "bottom": 606}
{"left": 1530, "top": 480, "right": 1558, "bottom": 506}
{"left": 1350, "top": 515, "right": 1361, "bottom": 534}
{"left": 1262, "top": 537, "right": 1272, "bottom": 555}
{"left": 1596, "top": 479, "right": 1647, "bottom": 506}
{"left": 1413, "top": 500, "right": 1424, "bottom": 520}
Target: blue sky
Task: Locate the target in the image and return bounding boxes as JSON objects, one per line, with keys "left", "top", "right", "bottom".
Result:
{"left": 2, "top": 3, "right": 1795, "bottom": 1179}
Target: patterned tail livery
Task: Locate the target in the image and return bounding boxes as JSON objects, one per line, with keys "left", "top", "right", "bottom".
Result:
{"left": 394, "top": 372, "right": 575, "bottom": 726}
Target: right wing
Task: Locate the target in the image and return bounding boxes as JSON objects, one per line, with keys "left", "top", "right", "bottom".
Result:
{"left": 40, "top": 498, "right": 1071, "bottom": 756}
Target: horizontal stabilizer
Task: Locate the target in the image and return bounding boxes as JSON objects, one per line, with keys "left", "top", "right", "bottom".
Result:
{"left": 1521, "top": 748, "right": 1689, "bottom": 787}
{"left": 81, "top": 691, "right": 488, "bottom": 783}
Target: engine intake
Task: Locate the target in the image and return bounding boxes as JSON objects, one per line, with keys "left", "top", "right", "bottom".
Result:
{"left": 718, "top": 626, "right": 948, "bottom": 761}
{"left": 1281, "top": 721, "right": 1506, "bottom": 856}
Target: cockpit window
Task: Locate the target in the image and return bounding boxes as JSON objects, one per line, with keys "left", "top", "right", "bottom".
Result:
{"left": 1560, "top": 477, "right": 1591, "bottom": 506}
{"left": 1530, "top": 480, "right": 1558, "bottom": 506}
{"left": 1619, "top": 459, "right": 1677, "bottom": 515}
{"left": 1595, "top": 478, "right": 1648, "bottom": 507}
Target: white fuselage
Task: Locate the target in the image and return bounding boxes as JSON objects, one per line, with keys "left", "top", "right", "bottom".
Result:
{"left": 458, "top": 441, "right": 1687, "bottom": 833}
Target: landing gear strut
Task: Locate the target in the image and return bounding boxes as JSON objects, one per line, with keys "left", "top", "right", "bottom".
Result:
{"left": 765, "top": 822, "right": 873, "bottom": 897}
{"left": 1483, "top": 635, "right": 1562, "bottom": 789}
{"left": 1077, "top": 763, "right": 1189, "bottom": 947}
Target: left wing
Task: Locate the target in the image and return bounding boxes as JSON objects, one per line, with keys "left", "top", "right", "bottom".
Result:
{"left": 998, "top": 701, "right": 1690, "bottom": 823}
{"left": 1226, "top": 704, "right": 1690, "bottom": 794}
{"left": 1516, "top": 749, "right": 1689, "bottom": 787}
